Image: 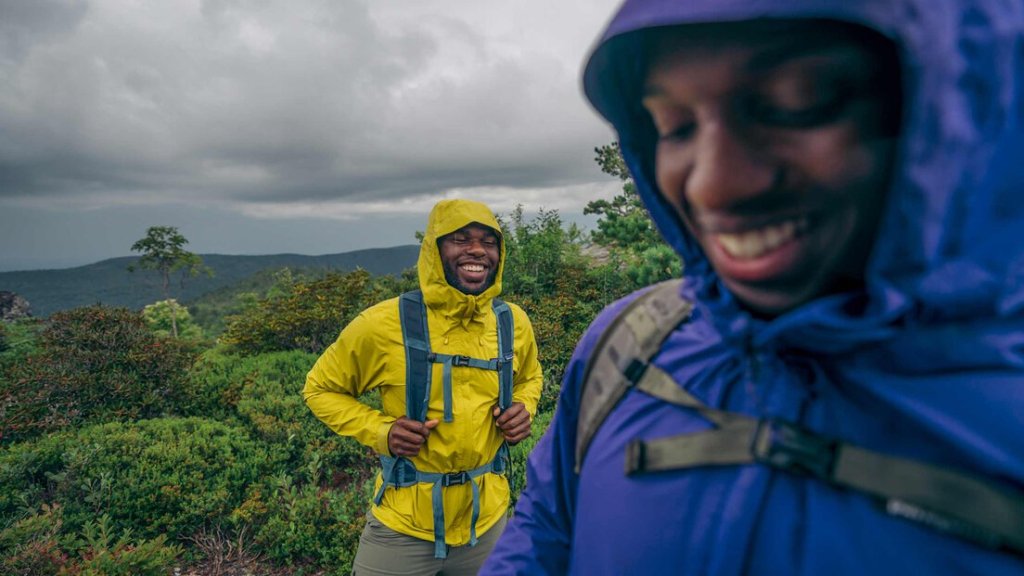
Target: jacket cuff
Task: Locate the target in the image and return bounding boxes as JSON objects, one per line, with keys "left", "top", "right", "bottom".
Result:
{"left": 514, "top": 395, "right": 538, "bottom": 418}
{"left": 375, "top": 420, "right": 395, "bottom": 455}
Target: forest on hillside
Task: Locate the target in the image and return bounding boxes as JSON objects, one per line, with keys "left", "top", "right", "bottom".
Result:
{"left": 0, "top": 145, "right": 683, "bottom": 575}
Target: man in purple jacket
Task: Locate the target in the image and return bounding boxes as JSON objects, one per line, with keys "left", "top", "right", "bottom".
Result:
{"left": 483, "top": 1, "right": 1024, "bottom": 574}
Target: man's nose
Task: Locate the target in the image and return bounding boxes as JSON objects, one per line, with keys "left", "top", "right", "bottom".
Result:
{"left": 465, "top": 239, "right": 487, "bottom": 254}
{"left": 686, "top": 121, "right": 777, "bottom": 210}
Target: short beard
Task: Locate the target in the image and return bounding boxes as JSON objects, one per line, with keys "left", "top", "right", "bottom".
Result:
{"left": 443, "top": 262, "right": 496, "bottom": 296}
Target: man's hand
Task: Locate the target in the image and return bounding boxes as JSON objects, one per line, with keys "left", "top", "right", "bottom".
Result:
{"left": 493, "top": 402, "right": 531, "bottom": 444}
{"left": 388, "top": 416, "right": 439, "bottom": 457}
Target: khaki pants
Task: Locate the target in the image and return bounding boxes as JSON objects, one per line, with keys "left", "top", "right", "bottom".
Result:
{"left": 352, "top": 512, "right": 508, "bottom": 576}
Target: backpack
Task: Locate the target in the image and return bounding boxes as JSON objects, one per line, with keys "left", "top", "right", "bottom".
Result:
{"left": 373, "top": 289, "right": 515, "bottom": 559}
{"left": 575, "top": 279, "right": 1024, "bottom": 555}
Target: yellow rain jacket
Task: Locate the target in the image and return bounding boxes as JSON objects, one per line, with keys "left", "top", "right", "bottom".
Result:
{"left": 303, "top": 199, "right": 543, "bottom": 547}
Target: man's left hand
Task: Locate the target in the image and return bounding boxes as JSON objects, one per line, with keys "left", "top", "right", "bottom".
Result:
{"left": 492, "top": 402, "right": 531, "bottom": 444}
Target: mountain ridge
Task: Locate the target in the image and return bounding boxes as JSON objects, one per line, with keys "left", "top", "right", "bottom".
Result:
{"left": 0, "top": 245, "right": 420, "bottom": 317}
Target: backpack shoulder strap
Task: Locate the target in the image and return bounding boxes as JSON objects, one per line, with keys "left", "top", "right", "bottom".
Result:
{"left": 574, "top": 278, "right": 692, "bottom": 473}
{"left": 571, "top": 284, "right": 1024, "bottom": 555}
{"left": 399, "top": 290, "right": 432, "bottom": 422}
{"left": 492, "top": 298, "right": 515, "bottom": 411}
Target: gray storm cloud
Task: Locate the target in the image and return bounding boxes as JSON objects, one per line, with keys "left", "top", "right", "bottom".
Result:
{"left": 0, "top": 0, "right": 618, "bottom": 207}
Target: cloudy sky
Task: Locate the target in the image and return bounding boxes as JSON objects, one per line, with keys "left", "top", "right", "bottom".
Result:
{"left": 0, "top": 0, "right": 625, "bottom": 271}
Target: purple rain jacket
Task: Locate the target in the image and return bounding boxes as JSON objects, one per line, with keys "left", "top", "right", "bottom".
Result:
{"left": 483, "top": 1, "right": 1024, "bottom": 574}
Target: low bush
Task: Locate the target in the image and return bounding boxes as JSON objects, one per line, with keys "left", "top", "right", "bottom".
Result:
{"left": 0, "top": 503, "right": 181, "bottom": 576}
{"left": 0, "top": 417, "right": 275, "bottom": 540}
{"left": 240, "top": 468, "right": 374, "bottom": 574}
{"left": 508, "top": 409, "right": 554, "bottom": 506}
{"left": 221, "top": 269, "right": 401, "bottom": 355}
{"left": 142, "top": 299, "right": 205, "bottom": 341}
{"left": 0, "top": 306, "right": 197, "bottom": 443}
{"left": 188, "top": 349, "right": 377, "bottom": 478}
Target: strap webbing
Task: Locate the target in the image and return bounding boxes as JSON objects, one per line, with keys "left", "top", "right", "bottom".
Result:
{"left": 629, "top": 416, "right": 1024, "bottom": 554}
{"left": 375, "top": 444, "right": 511, "bottom": 558}
{"left": 576, "top": 280, "right": 1024, "bottom": 555}
{"left": 399, "top": 291, "right": 432, "bottom": 422}
{"left": 575, "top": 279, "right": 691, "bottom": 472}
{"left": 493, "top": 298, "right": 515, "bottom": 411}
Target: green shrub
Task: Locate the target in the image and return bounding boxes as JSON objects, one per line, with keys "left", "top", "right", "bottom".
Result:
{"left": 0, "top": 318, "right": 43, "bottom": 378}
{"left": 244, "top": 470, "right": 374, "bottom": 574}
{"left": 0, "top": 503, "right": 68, "bottom": 576}
{"left": 176, "top": 348, "right": 255, "bottom": 422}
{"left": 0, "top": 417, "right": 275, "bottom": 540}
{"left": 0, "top": 306, "right": 197, "bottom": 443}
{"left": 0, "top": 503, "right": 182, "bottom": 576}
{"left": 233, "top": 350, "right": 376, "bottom": 476}
{"left": 221, "top": 269, "right": 401, "bottom": 355}
{"left": 142, "top": 299, "right": 205, "bottom": 341}
{"left": 508, "top": 409, "right": 554, "bottom": 506}
{"left": 186, "top": 348, "right": 376, "bottom": 478}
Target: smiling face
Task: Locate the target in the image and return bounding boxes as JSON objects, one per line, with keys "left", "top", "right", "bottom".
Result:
{"left": 438, "top": 223, "right": 501, "bottom": 295}
{"left": 641, "top": 20, "right": 902, "bottom": 316}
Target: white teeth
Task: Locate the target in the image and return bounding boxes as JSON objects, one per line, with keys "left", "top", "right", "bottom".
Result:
{"left": 714, "top": 219, "right": 803, "bottom": 260}
{"left": 461, "top": 264, "right": 484, "bottom": 272}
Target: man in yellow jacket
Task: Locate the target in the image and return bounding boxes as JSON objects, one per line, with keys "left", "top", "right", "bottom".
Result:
{"left": 304, "top": 198, "right": 543, "bottom": 576}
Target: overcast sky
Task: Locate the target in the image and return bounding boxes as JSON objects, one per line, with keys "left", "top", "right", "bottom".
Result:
{"left": 0, "top": 0, "right": 624, "bottom": 271}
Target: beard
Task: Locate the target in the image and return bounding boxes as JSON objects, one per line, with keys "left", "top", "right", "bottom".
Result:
{"left": 442, "top": 261, "right": 497, "bottom": 296}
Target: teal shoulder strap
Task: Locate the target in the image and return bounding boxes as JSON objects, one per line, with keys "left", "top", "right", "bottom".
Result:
{"left": 492, "top": 297, "right": 514, "bottom": 411}
{"left": 398, "top": 290, "right": 431, "bottom": 421}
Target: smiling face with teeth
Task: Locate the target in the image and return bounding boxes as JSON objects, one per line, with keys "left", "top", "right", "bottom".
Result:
{"left": 641, "top": 20, "right": 902, "bottom": 317}
{"left": 438, "top": 223, "right": 501, "bottom": 296}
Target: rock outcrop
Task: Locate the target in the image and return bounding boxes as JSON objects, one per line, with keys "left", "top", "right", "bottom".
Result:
{"left": 0, "top": 291, "right": 32, "bottom": 321}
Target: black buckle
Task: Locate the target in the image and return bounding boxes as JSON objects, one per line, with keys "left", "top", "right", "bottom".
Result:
{"left": 493, "top": 353, "right": 514, "bottom": 369}
{"left": 623, "top": 359, "right": 648, "bottom": 385}
{"left": 624, "top": 440, "right": 647, "bottom": 475}
{"left": 451, "top": 355, "right": 471, "bottom": 367}
{"left": 752, "top": 419, "right": 836, "bottom": 480}
{"left": 442, "top": 471, "right": 470, "bottom": 486}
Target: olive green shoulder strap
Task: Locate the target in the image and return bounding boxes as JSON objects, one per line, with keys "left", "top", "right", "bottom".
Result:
{"left": 573, "top": 279, "right": 1024, "bottom": 555}
{"left": 574, "top": 278, "right": 692, "bottom": 473}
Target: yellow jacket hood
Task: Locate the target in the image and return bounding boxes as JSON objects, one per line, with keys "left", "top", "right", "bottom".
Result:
{"left": 418, "top": 199, "right": 504, "bottom": 321}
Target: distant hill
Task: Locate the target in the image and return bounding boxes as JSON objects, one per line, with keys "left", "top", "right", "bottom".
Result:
{"left": 0, "top": 246, "right": 420, "bottom": 318}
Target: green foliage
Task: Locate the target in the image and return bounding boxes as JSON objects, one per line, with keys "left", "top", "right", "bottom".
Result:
{"left": 0, "top": 417, "right": 274, "bottom": 540}
{"left": 587, "top": 142, "right": 682, "bottom": 287}
{"left": 69, "top": 514, "right": 182, "bottom": 576}
{"left": 188, "top": 267, "right": 297, "bottom": 337}
{"left": 0, "top": 318, "right": 43, "bottom": 369}
{"left": 221, "top": 268, "right": 402, "bottom": 355}
{"left": 184, "top": 349, "right": 376, "bottom": 478}
{"left": 0, "top": 306, "right": 197, "bottom": 444}
{"left": 508, "top": 409, "right": 554, "bottom": 507}
{"left": 500, "top": 206, "right": 587, "bottom": 301}
{"left": 0, "top": 503, "right": 182, "bottom": 576}
{"left": 129, "top": 225, "right": 213, "bottom": 339}
{"left": 0, "top": 503, "right": 68, "bottom": 576}
{"left": 142, "top": 299, "right": 204, "bottom": 340}
{"left": 244, "top": 470, "right": 374, "bottom": 573}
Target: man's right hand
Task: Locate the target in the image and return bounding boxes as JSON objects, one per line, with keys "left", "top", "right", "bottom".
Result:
{"left": 387, "top": 416, "right": 439, "bottom": 457}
